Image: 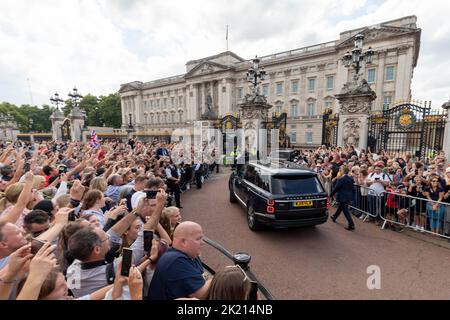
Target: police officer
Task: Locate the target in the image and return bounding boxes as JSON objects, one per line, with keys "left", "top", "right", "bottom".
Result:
{"left": 165, "top": 159, "right": 182, "bottom": 208}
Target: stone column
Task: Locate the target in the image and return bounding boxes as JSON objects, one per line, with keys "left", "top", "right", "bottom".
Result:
{"left": 225, "top": 79, "right": 232, "bottom": 114}
{"left": 239, "top": 96, "right": 273, "bottom": 162}
{"left": 442, "top": 102, "right": 450, "bottom": 160}
{"left": 218, "top": 80, "right": 224, "bottom": 117}
{"left": 375, "top": 51, "right": 386, "bottom": 111}
{"left": 135, "top": 94, "right": 144, "bottom": 131}
{"left": 335, "top": 81, "right": 377, "bottom": 150}
{"left": 395, "top": 46, "right": 413, "bottom": 101}
{"left": 50, "top": 110, "right": 65, "bottom": 141}
{"left": 201, "top": 82, "right": 205, "bottom": 116}
{"left": 191, "top": 84, "right": 198, "bottom": 120}
{"left": 69, "top": 108, "right": 85, "bottom": 142}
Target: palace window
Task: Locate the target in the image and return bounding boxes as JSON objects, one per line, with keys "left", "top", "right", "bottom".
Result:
{"left": 276, "top": 83, "right": 283, "bottom": 95}
{"left": 367, "top": 68, "right": 376, "bottom": 83}
{"left": 290, "top": 132, "right": 297, "bottom": 143}
{"left": 385, "top": 66, "right": 395, "bottom": 81}
{"left": 307, "top": 102, "right": 315, "bottom": 116}
{"left": 383, "top": 96, "right": 392, "bottom": 109}
{"left": 326, "top": 76, "right": 334, "bottom": 90}
{"left": 263, "top": 84, "right": 269, "bottom": 97}
{"left": 291, "top": 81, "right": 299, "bottom": 93}
{"left": 237, "top": 88, "right": 243, "bottom": 99}
{"left": 306, "top": 132, "right": 313, "bottom": 144}
{"left": 308, "top": 78, "right": 316, "bottom": 92}
{"left": 289, "top": 104, "right": 298, "bottom": 117}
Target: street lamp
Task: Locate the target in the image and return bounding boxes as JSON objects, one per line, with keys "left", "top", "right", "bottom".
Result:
{"left": 342, "top": 34, "right": 374, "bottom": 83}
{"left": 50, "top": 92, "right": 64, "bottom": 111}
{"left": 246, "top": 56, "right": 266, "bottom": 95}
{"left": 68, "top": 87, "right": 83, "bottom": 110}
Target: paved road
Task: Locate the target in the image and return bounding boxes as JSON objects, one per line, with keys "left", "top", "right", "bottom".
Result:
{"left": 181, "top": 169, "right": 450, "bottom": 300}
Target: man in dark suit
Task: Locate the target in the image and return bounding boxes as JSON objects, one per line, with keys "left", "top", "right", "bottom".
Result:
{"left": 330, "top": 166, "right": 355, "bottom": 231}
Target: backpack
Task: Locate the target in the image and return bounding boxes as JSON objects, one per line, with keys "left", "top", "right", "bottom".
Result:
{"left": 369, "top": 172, "right": 391, "bottom": 182}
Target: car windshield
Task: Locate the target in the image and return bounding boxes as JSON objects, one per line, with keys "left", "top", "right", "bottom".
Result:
{"left": 270, "top": 175, "right": 324, "bottom": 194}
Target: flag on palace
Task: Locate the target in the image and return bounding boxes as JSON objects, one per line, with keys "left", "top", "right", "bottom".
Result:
{"left": 90, "top": 129, "right": 100, "bottom": 148}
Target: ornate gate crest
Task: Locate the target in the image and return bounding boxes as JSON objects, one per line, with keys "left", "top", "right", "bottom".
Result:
{"left": 395, "top": 108, "right": 416, "bottom": 130}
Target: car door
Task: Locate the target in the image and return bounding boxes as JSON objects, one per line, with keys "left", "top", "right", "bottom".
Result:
{"left": 232, "top": 164, "right": 246, "bottom": 205}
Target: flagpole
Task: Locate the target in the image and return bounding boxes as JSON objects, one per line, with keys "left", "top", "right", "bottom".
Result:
{"left": 226, "top": 25, "right": 228, "bottom": 52}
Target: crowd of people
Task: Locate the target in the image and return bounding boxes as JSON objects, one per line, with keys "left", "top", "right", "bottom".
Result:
{"left": 293, "top": 145, "right": 450, "bottom": 235}
{"left": 0, "top": 139, "right": 257, "bottom": 300}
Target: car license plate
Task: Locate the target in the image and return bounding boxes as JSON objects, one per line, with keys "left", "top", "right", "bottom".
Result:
{"left": 293, "top": 201, "right": 313, "bottom": 207}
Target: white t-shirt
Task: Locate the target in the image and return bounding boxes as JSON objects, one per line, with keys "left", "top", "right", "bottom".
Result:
{"left": 367, "top": 172, "right": 390, "bottom": 195}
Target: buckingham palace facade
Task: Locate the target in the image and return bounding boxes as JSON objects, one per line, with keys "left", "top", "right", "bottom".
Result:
{"left": 119, "top": 16, "right": 420, "bottom": 147}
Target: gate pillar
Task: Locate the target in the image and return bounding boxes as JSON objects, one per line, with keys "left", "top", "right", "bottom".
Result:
{"left": 50, "top": 109, "right": 65, "bottom": 141}
{"left": 335, "top": 80, "right": 376, "bottom": 151}
{"left": 442, "top": 100, "right": 450, "bottom": 159}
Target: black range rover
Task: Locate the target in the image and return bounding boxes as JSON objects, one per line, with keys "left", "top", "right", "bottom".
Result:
{"left": 229, "top": 162, "right": 329, "bottom": 231}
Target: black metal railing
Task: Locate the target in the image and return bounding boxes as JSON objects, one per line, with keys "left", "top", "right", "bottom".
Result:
{"left": 202, "top": 235, "right": 275, "bottom": 300}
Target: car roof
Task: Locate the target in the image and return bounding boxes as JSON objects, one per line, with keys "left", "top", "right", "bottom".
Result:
{"left": 248, "top": 161, "right": 316, "bottom": 175}
{"left": 270, "top": 148, "right": 296, "bottom": 152}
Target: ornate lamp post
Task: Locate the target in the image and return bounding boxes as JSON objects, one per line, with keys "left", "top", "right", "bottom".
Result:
{"left": 246, "top": 56, "right": 266, "bottom": 96}
{"left": 342, "top": 34, "right": 374, "bottom": 83}
{"left": 50, "top": 92, "right": 64, "bottom": 112}
{"left": 68, "top": 87, "right": 83, "bottom": 110}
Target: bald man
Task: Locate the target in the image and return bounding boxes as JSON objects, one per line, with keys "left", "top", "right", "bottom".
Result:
{"left": 148, "top": 221, "right": 211, "bottom": 300}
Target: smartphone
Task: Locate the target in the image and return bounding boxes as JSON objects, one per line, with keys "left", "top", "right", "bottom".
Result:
{"left": 121, "top": 248, "right": 133, "bottom": 277}
{"left": 31, "top": 238, "right": 46, "bottom": 255}
{"left": 143, "top": 230, "right": 154, "bottom": 252}
{"left": 375, "top": 177, "right": 380, "bottom": 181}
{"left": 146, "top": 190, "right": 158, "bottom": 199}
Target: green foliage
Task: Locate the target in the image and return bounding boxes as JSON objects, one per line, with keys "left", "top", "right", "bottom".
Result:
{"left": 0, "top": 102, "right": 54, "bottom": 132}
{"left": 0, "top": 92, "right": 122, "bottom": 132}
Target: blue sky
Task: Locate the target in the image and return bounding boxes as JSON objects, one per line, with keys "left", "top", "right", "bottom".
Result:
{"left": 0, "top": 0, "right": 449, "bottom": 108}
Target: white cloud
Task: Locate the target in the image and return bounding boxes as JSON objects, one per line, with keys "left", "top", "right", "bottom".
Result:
{"left": 0, "top": 0, "right": 449, "bottom": 107}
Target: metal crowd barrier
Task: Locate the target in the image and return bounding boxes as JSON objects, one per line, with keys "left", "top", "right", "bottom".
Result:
{"left": 380, "top": 190, "right": 450, "bottom": 239}
{"left": 202, "top": 235, "right": 275, "bottom": 300}
{"left": 349, "top": 184, "right": 384, "bottom": 221}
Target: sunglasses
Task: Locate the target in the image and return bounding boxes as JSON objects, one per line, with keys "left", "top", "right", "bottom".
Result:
{"left": 233, "top": 264, "right": 259, "bottom": 300}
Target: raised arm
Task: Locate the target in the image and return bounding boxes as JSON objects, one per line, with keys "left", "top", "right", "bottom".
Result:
{"left": 36, "top": 208, "right": 70, "bottom": 242}
{"left": 0, "top": 171, "right": 34, "bottom": 224}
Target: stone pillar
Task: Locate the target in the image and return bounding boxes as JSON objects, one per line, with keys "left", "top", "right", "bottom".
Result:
{"left": 442, "top": 101, "right": 450, "bottom": 160}
{"left": 218, "top": 80, "right": 224, "bottom": 117}
{"left": 225, "top": 79, "right": 232, "bottom": 114}
{"left": 335, "top": 80, "right": 377, "bottom": 151}
{"left": 239, "top": 95, "right": 273, "bottom": 162}
{"left": 375, "top": 51, "right": 386, "bottom": 111}
{"left": 191, "top": 84, "right": 197, "bottom": 120}
{"left": 201, "top": 82, "right": 205, "bottom": 115}
{"left": 50, "top": 110, "right": 65, "bottom": 141}
{"left": 69, "top": 108, "right": 85, "bottom": 142}
{"left": 135, "top": 94, "right": 143, "bottom": 131}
